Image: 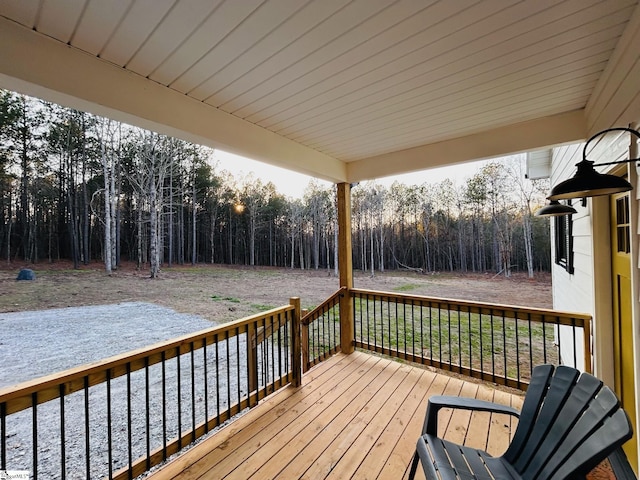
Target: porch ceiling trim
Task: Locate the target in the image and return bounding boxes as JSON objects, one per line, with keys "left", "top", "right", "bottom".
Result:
{"left": 347, "top": 110, "right": 588, "bottom": 182}
{"left": 0, "top": 16, "right": 347, "bottom": 184}
{"left": 586, "top": 2, "right": 640, "bottom": 133}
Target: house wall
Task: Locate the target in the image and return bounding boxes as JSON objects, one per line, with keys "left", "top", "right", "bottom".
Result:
{"left": 550, "top": 144, "right": 593, "bottom": 374}
{"left": 549, "top": 128, "right": 639, "bottom": 470}
{"left": 549, "top": 139, "right": 634, "bottom": 384}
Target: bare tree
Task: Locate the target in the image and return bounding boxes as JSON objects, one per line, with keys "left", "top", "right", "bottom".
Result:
{"left": 504, "top": 155, "right": 550, "bottom": 278}
{"left": 97, "top": 119, "right": 119, "bottom": 274}
{"left": 125, "top": 132, "right": 175, "bottom": 278}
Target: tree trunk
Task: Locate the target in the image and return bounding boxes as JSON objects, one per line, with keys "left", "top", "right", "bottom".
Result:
{"left": 290, "top": 231, "right": 295, "bottom": 268}
{"left": 192, "top": 166, "right": 197, "bottom": 265}
{"left": 210, "top": 210, "right": 216, "bottom": 263}
{"left": 168, "top": 160, "right": 173, "bottom": 267}
{"left": 149, "top": 174, "right": 159, "bottom": 278}
{"left": 369, "top": 218, "right": 374, "bottom": 277}
{"left": 298, "top": 232, "right": 304, "bottom": 270}
{"left": 102, "top": 139, "right": 112, "bottom": 274}
{"left": 137, "top": 192, "right": 143, "bottom": 270}
{"left": 523, "top": 210, "right": 535, "bottom": 278}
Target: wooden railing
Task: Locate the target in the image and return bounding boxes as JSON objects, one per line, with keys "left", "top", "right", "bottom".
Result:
{"left": 300, "top": 288, "right": 344, "bottom": 372}
{"left": 0, "top": 289, "right": 593, "bottom": 478}
{"left": 351, "top": 288, "right": 592, "bottom": 390}
{"left": 0, "top": 300, "right": 301, "bottom": 480}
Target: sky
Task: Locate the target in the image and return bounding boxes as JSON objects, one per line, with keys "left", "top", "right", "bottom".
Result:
{"left": 213, "top": 149, "right": 492, "bottom": 199}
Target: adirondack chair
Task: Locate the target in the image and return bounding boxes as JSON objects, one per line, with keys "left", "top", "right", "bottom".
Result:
{"left": 409, "top": 364, "right": 633, "bottom": 480}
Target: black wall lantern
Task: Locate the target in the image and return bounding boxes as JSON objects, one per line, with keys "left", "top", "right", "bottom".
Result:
{"left": 536, "top": 127, "right": 640, "bottom": 216}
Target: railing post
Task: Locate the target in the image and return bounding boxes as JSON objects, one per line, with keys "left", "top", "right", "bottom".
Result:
{"left": 337, "top": 183, "right": 354, "bottom": 354}
{"left": 290, "top": 297, "right": 303, "bottom": 387}
{"left": 301, "top": 309, "right": 309, "bottom": 373}
{"left": 247, "top": 322, "right": 258, "bottom": 394}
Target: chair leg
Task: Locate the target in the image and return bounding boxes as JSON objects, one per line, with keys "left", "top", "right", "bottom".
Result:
{"left": 408, "top": 451, "right": 420, "bottom": 480}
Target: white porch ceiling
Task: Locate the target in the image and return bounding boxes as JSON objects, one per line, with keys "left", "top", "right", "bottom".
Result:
{"left": 1, "top": 0, "right": 639, "bottom": 183}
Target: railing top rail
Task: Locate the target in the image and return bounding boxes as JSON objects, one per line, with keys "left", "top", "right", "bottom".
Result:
{"left": 0, "top": 304, "right": 295, "bottom": 405}
{"left": 349, "top": 287, "right": 592, "bottom": 323}
{"left": 301, "top": 287, "right": 346, "bottom": 326}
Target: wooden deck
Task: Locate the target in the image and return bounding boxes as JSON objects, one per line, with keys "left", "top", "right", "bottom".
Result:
{"left": 147, "top": 351, "right": 524, "bottom": 480}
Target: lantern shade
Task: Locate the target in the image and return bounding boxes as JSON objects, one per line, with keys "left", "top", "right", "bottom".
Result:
{"left": 547, "top": 159, "right": 633, "bottom": 201}
{"left": 535, "top": 200, "right": 577, "bottom": 217}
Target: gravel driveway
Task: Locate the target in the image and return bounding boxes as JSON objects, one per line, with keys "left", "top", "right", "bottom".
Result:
{"left": 0, "top": 303, "right": 236, "bottom": 479}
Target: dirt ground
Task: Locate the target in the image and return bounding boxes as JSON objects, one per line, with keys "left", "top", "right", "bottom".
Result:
{"left": 0, "top": 261, "right": 552, "bottom": 323}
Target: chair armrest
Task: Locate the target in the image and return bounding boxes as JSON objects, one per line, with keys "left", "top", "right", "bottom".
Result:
{"left": 423, "top": 395, "right": 521, "bottom": 435}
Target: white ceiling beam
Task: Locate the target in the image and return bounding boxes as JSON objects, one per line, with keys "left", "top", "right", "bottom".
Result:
{"left": 347, "top": 110, "right": 588, "bottom": 182}
{"left": 0, "top": 16, "right": 347, "bottom": 183}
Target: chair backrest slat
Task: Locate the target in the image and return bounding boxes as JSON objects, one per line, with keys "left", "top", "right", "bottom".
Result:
{"left": 520, "top": 373, "right": 602, "bottom": 479}
{"left": 412, "top": 364, "right": 633, "bottom": 480}
{"left": 509, "top": 365, "right": 633, "bottom": 480}
{"left": 549, "top": 408, "right": 632, "bottom": 479}
{"left": 503, "top": 364, "right": 554, "bottom": 463}
{"left": 511, "top": 366, "right": 579, "bottom": 471}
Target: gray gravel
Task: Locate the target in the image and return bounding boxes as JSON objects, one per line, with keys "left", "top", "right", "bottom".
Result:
{"left": 0, "top": 302, "right": 215, "bottom": 388}
{"left": 0, "top": 303, "right": 254, "bottom": 479}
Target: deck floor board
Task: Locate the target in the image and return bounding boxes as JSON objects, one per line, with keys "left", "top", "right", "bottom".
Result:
{"left": 147, "top": 351, "right": 523, "bottom": 480}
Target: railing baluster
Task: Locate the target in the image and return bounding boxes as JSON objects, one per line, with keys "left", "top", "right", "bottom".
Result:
{"left": 428, "top": 301, "right": 433, "bottom": 363}
{"left": 176, "top": 346, "right": 182, "bottom": 450}
{"left": 84, "top": 376, "right": 90, "bottom": 479}
{"left": 262, "top": 316, "right": 267, "bottom": 391}
{"left": 387, "top": 299, "right": 391, "bottom": 356}
{"left": 468, "top": 305, "right": 472, "bottom": 376}
{"left": 1, "top": 401, "right": 5, "bottom": 470}
{"left": 282, "top": 311, "right": 288, "bottom": 372}
{"left": 127, "top": 362, "right": 132, "bottom": 479}
{"left": 60, "top": 384, "right": 65, "bottom": 480}
{"left": 395, "top": 301, "right": 399, "bottom": 357}
{"left": 190, "top": 343, "right": 196, "bottom": 443}
{"left": 403, "top": 299, "right": 407, "bottom": 360}
{"left": 528, "top": 313, "right": 533, "bottom": 379}
{"left": 322, "top": 306, "right": 327, "bottom": 359}
{"left": 447, "top": 305, "right": 452, "bottom": 366}
{"left": 556, "top": 316, "right": 562, "bottom": 367}
{"left": 367, "top": 294, "right": 372, "bottom": 349}
{"left": 145, "top": 357, "right": 150, "bottom": 470}
{"left": 215, "top": 334, "right": 220, "bottom": 426}
{"left": 436, "top": 302, "right": 441, "bottom": 365}
{"left": 501, "top": 312, "right": 507, "bottom": 381}
{"left": 236, "top": 327, "right": 241, "bottom": 403}
{"left": 332, "top": 300, "right": 337, "bottom": 354}
{"left": 475, "top": 307, "right": 480, "bottom": 376}
{"left": 542, "top": 316, "right": 548, "bottom": 364}
{"left": 106, "top": 369, "right": 112, "bottom": 480}
{"left": 573, "top": 317, "right": 578, "bottom": 367}
{"left": 411, "top": 300, "right": 415, "bottom": 357}
{"left": 32, "top": 392, "right": 37, "bottom": 480}
{"left": 277, "top": 314, "right": 283, "bottom": 381}
{"left": 490, "top": 310, "right": 495, "bottom": 382}
{"left": 226, "top": 331, "right": 231, "bottom": 420}
{"left": 457, "top": 304, "right": 462, "bottom": 371}
{"left": 353, "top": 297, "right": 364, "bottom": 342}
{"left": 161, "top": 351, "right": 167, "bottom": 460}
{"left": 246, "top": 326, "right": 252, "bottom": 407}
{"left": 515, "top": 311, "right": 521, "bottom": 390}
{"left": 377, "top": 296, "right": 383, "bottom": 353}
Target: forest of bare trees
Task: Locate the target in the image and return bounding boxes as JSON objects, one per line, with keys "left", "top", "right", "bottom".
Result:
{"left": 0, "top": 91, "right": 552, "bottom": 276}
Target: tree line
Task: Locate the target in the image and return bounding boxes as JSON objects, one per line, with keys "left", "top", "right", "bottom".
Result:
{"left": 0, "top": 91, "right": 551, "bottom": 277}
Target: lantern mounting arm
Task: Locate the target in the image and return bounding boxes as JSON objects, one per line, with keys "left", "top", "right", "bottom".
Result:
{"left": 583, "top": 127, "right": 640, "bottom": 167}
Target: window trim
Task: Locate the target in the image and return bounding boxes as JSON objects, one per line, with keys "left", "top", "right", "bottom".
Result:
{"left": 554, "top": 201, "right": 574, "bottom": 274}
